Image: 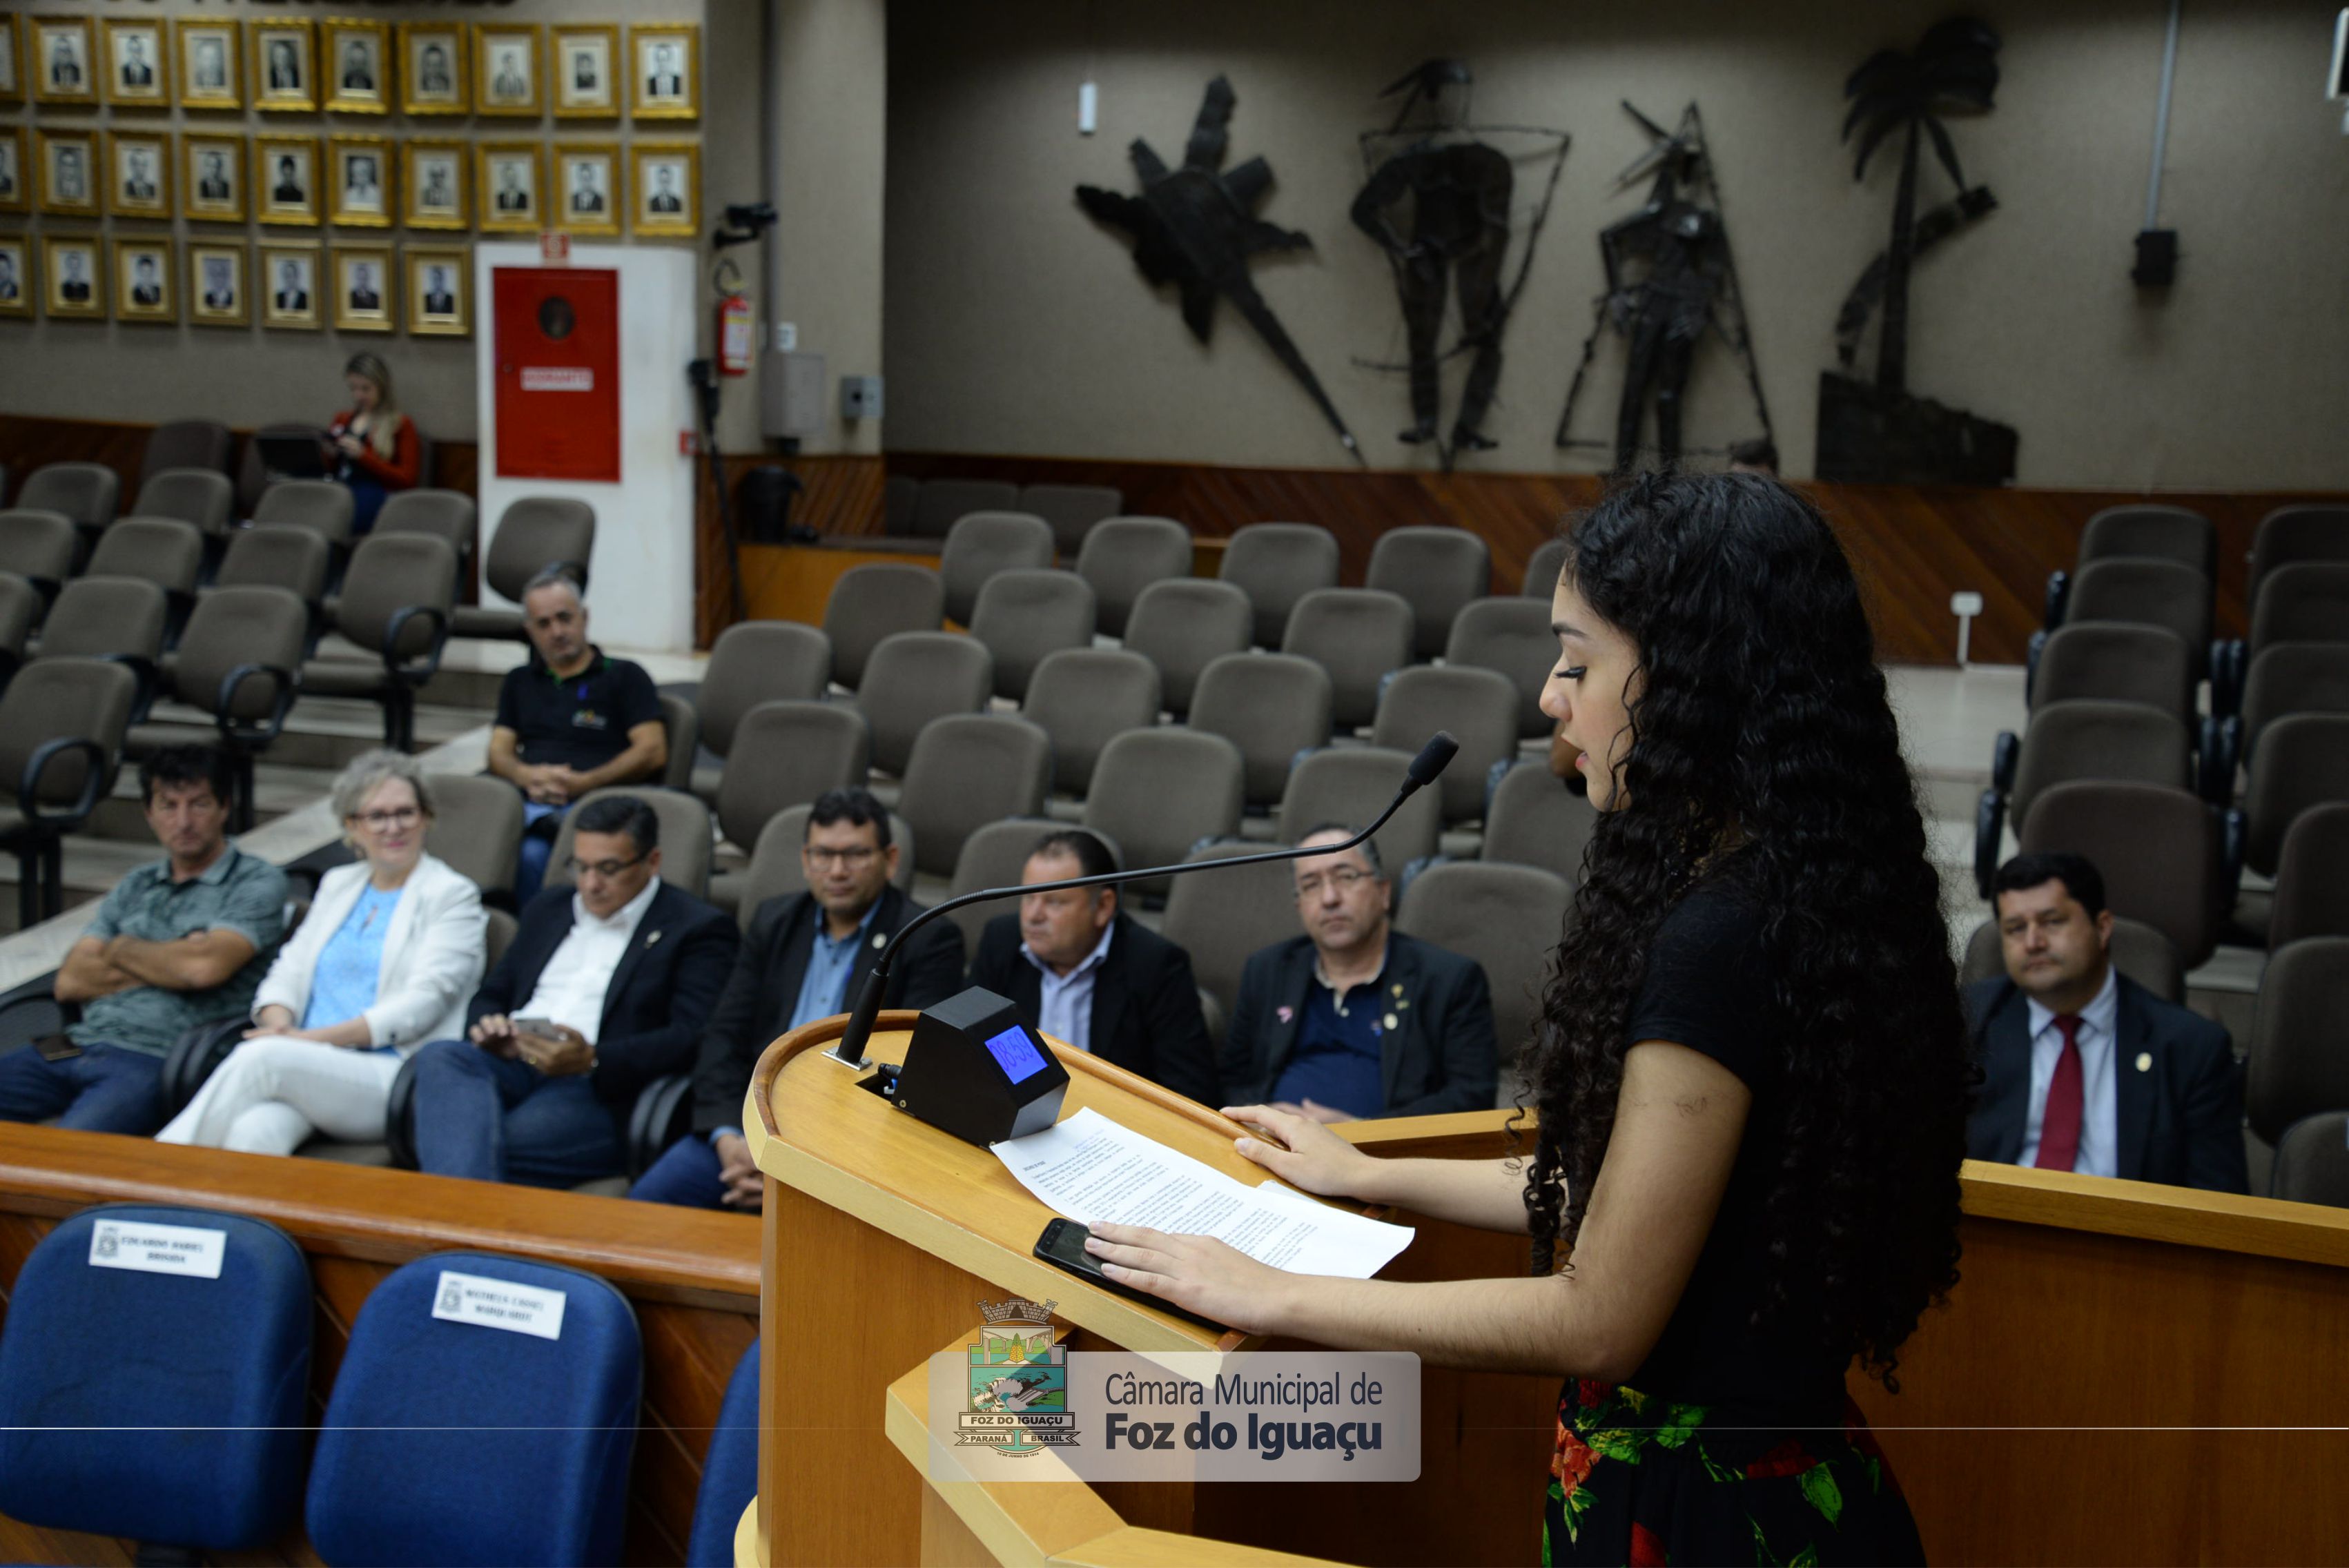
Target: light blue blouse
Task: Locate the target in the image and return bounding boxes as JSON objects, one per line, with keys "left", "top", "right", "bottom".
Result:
{"left": 300, "top": 883, "right": 405, "bottom": 1041}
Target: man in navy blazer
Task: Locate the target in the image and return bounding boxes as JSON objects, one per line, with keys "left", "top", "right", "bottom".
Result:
{"left": 1220, "top": 825, "right": 1497, "bottom": 1121}
{"left": 407, "top": 795, "right": 737, "bottom": 1186}
{"left": 1965, "top": 852, "right": 2247, "bottom": 1194}
{"left": 633, "top": 790, "right": 964, "bottom": 1209}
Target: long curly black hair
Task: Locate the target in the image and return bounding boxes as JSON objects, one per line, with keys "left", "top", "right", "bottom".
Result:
{"left": 1519, "top": 472, "right": 1968, "bottom": 1388}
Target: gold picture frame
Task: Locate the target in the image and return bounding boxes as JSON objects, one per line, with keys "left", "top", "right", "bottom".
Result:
{"left": 182, "top": 134, "right": 246, "bottom": 225}
{"left": 329, "top": 135, "right": 394, "bottom": 229}
{"left": 42, "top": 233, "right": 103, "bottom": 320}
{"left": 251, "top": 18, "right": 316, "bottom": 114}
{"left": 477, "top": 142, "right": 544, "bottom": 234}
{"left": 255, "top": 136, "right": 322, "bottom": 228}
{"left": 552, "top": 143, "right": 621, "bottom": 237}
{"left": 101, "top": 18, "right": 170, "bottom": 110}
{"left": 188, "top": 241, "right": 248, "bottom": 327}
{"left": 398, "top": 23, "right": 467, "bottom": 117}
{"left": 474, "top": 23, "right": 541, "bottom": 119}
{"left": 322, "top": 19, "right": 391, "bottom": 116}
{"left": 630, "top": 141, "right": 700, "bottom": 238}
{"left": 406, "top": 245, "right": 470, "bottom": 337}
{"left": 552, "top": 25, "right": 620, "bottom": 119}
{"left": 260, "top": 241, "right": 321, "bottom": 330}
{"left": 30, "top": 16, "right": 97, "bottom": 108}
{"left": 113, "top": 235, "right": 176, "bottom": 324}
{"left": 175, "top": 19, "right": 241, "bottom": 112}
{"left": 35, "top": 128, "right": 99, "bottom": 219}
{"left": 402, "top": 141, "right": 470, "bottom": 233}
{"left": 629, "top": 25, "right": 700, "bottom": 122}
{"left": 106, "top": 130, "right": 173, "bottom": 222}
{"left": 332, "top": 244, "right": 396, "bottom": 333}
{"left": 0, "top": 128, "right": 26, "bottom": 216}
{"left": 0, "top": 237, "right": 31, "bottom": 320}
{"left": 0, "top": 17, "right": 23, "bottom": 108}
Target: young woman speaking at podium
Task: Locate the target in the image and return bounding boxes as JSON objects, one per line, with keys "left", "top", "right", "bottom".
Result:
{"left": 1084, "top": 473, "right": 1970, "bottom": 1567}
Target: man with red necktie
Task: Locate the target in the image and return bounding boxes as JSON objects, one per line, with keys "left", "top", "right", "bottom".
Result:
{"left": 1965, "top": 852, "right": 2247, "bottom": 1193}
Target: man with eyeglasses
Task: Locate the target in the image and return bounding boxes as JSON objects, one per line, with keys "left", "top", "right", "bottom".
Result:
{"left": 630, "top": 788, "right": 964, "bottom": 1210}
{"left": 1219, "top": 824, "right": 1496, "bottom": 1122}
{"left": 402, "top": 794, "right": 736, "bottom": 1187}
{"left": 967, "top": 829, "right": 1218, "bottom": 1104}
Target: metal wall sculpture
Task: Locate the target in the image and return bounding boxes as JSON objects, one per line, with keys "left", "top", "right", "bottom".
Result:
{"left": 1553, "top": 102, "right": 1770, "bottom": 475}
{"left": 1349, "top": 59, "right": 1566, "bottom": 469}
{"left": 1077, "top": 76, "right": 1361, "bottom": 463}
{"left": 1815, "top": 17, "right": 2016, "bottom": 486}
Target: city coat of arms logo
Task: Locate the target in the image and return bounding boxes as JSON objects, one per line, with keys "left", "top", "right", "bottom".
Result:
{"left": 957, "top": 1297, "right": 1079, "bottom": 1456}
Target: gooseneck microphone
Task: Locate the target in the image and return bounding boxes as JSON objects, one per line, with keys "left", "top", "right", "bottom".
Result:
{"left": 828, "top": 731, "right": 1459, "bottom": 1068}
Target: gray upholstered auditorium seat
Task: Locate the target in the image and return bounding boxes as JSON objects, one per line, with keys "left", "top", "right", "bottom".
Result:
{"left": 1082, "top": 727, "right": 1244, "bottom": 899}
{"left": 1017, "top": 484, "right": 1126, "bottom": 556}
{"left": 2243, "top": 716, "right": 2349, "bottom": 881}
{"left": 968, "top": 568, "right": 1095, "bottom": 701}
{"left": 1187, "top": 652, "right": 1331, "bottom": 810}
{"left": 374, "top": 489, "right": 479, "bottom": 575}
{"left": 36, "top": 577, "right": 168, "bottom": 682}
{"left": 88, "top": 518, "right": 204, "bottom": 610}
{"left": 1447, "top": 597, "right": 1557, "bottom": 739}
{"left": 691, "top": 620, "right": 833, "bottom": 799}
{"left": 1122, "top": 578, "right": 1252, "bottom": 718}
{"left": 1367, "top": 525, "right": 1491, "bottom": 662}
{"left": 1396, "top": 859, "right": 1572, "bottom": 1095}
{"left": 1480, "top": 761, "right": 1597, "bottom": 885}
{"left": 2250, "top": 564, "right": 2349, "bottom": 652}
{"left": 1281, "top": 587, "right": 1414, "bottom": 732}
{"left": 909, "top": 478, "right": 1019, "bottom": 540}
{"left": 139, "top": 420, "right": 234, "bottom": 490}
{"left": 1218, "top": 522, "right": 1340, "bottom": 649}
{"left": 1159, "top": 838, "right": 1303, "bottom": 1039}
{"left": 944, "top": 818, "right": 1124, "bottom": 960}
{"left": 1276, "top": 746, "right": 1441, "bottom": 872}
{"left": 0, "top": 576, "right": 38, "bottom": 683}
{"left": 0, "top": 510, "right": 81, "bottom": 605}
{"left": 2077, "top": 504, "right": 2215, "bottom": 578}
{"left": 823, "top": 563, "right": 944, "bottom": 692}
{"left": 2029, "top": 623, "right": 2194, "bottom": 721}
{"left": 1522, "top": 538, "right": 1569, "bottom": 599}
{"left": 732, "top": 803, "right": 915, "bottom": 923}
{"left": 1958, "top": 913, "right": 2183, "bottom": 1003}
{"left": 2270, "top": 1110, "right": 2349, "bottom": 1207}
{"left": 215, "top": 526, "right": 331, "bottom": 646}
{"left": 148, "top": 585, "right": 310, "bottom": 830}
{"left": 2244, "top": 937, "right": 2349, "bottom": 1151}
{"left": 2239, "top": 645, "right": 2349, "bottom": 765}
{"left": 658, "top": 694, "right": 699, "bottom": 792}
{"left": 545, "top": 786, "right": 715, "bottom": 901}
{"left": 940, "top": 511, "right": 1054, "bottom": 627}
{"left": 2268, "top": 803, "right": 2349, "bottom": 949}
{"left": 2064, "top": 558, "right": 2211, "bottom": 680}
{"left": 421, "top": 773, "right": 527, "bottom": 910}
{"left": 1076, "top": 516, "right": 1191, "bottom": 638}
{"left": 1020, "top": 648, "right": 1160, "bottom": 796}
{"left": 17, "top": 462, "right": 121, "bottom": 540}
{"left": 2249, "top": 504, "right": 2349, "bottom": 602}
{"left": 894, "top": 714, "right": 1052, "bottom": 878}
{"left": 2005, "top": 700, "right": 2194, "bottom": 833}
{"left": 1372, "top": 665, "right": 1521, "bottom": 825}
{"left": 715, "top": 700, "right": 870, "bottom": 854}
{"left": 0, "top": 658, "right": 138, "bottom": 927}
{"left": 300, "top": 533, "right": 458, "bottom": 751}
{"left": 252, "top": 480, "right": 357, "bottom": 553}
{"left": 132, "top": 468, "right": 235, "bottom": 543}
{"left": 451, "top": 496, "right": 597, "bottom": 642}
{"left": 852, "top": 631, "right": 993, "bottom": 778}
{"left": 2016, "top": 780, "right": 2220, "bottom": 970}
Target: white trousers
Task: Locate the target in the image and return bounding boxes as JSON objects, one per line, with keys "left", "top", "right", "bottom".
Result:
{"left": 155, "top": 1035, "right": 405, "bottom": 1156}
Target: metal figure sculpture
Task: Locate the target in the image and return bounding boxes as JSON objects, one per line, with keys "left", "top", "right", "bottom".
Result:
{"left": 1349, "top": 60, "right": 1567, "bottom": 465}
{"left": 1553, "top": 103, "right": 1770, "bottom": 474}
{"left": 1077, "top": 76, "right": 1361, "bottom": 463}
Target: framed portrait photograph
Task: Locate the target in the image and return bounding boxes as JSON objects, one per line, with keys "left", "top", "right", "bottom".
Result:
{"left": 102, "top": 19, "right": 169, "bottom": 110}
{"left": 402, "top": 141, "right": 469, "bottom": 232}
{"left": 114, "top": 235, "right": 176, "bottom": 324}
{"left": 106, "top": 130, "right": 173, "bottom": 222}
{"left": 260, "top": 242, "right": 321, "bottom": 331}
{"left": 36, "top": 129, "right": 99, "bottom": 220}
{"left": 406, "top": 245, "right": 470, "bottom": 337}
{"left": 474, "top": 24, "right": 541, "bottom": 119}
{"left": 630, "top": 141, "right": 700, "bottom": 238}
{"left": 251, "top": 19, "right": 316, "bottom": 114}
{"left": 322, "top": 19, "right": 389, "bottom": 116}
{"left": 398, "top": 23, "right": 467, "bottom": 117}
{"left": 182, "top": 135, "right": 246, "bottom": 225}
{"left": 552, "top": 26, "right": 619, "bottom": 119}
{"left": 0, "top": 128, "right": 26, "bottom": 216}
{"left": 330, "top": 135, "right": 393, "bottom": 228}
{"left": 42, "top": 233, "right": 103, "bottom": 321}
{"left": 0, "top": 17, "right": 21, "bottom": 108}
{"left": 630, "top": 26, "right": 700, "bottom": 122}
{"left": 188, "top": 241, "right": 248, "bottom": 327}
{"left": 477, "top": 142, "right": 543, "bottom": 235}
{"left": 256, "top": 136, "right": 322, "bottom": 228}
{"left": 0, "top": 237, "right": 31, "bottom": 320}
{"left": 552, "top": 144, "right": 621, "bottom": 237}
{"left": 175, "top": 19, "right": 242, "bottom": 112}
{"left": 31, "top": 16, "right": 97, "bottom": 108}
{"left": 332, "top": 246, "right": 395, "bottom": 333}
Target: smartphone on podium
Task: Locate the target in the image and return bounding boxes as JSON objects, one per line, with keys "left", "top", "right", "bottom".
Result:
{"left": 1033, "top": 1217, "right": 1227, "bottom": 1332}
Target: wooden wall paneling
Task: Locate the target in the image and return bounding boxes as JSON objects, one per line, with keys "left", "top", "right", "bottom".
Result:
{"left": 693, "top": 451, "right": 886, "bottom": 645}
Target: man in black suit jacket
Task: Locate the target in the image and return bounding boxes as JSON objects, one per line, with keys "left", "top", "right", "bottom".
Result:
{"left": 1220, "top": 825, "right": 1497, "bottom": 1120}
{"left": 407, "top": 796, "right": 737, "bottom": 1186}
{"left": 632, "top": 790, "right": 964, "bottom": 1210}
{"left": 967, "top": 829, "right": 1219, "bottom": 1104}
{"left": 1966, "top": 852, "right": 2247, "bottom": 1194}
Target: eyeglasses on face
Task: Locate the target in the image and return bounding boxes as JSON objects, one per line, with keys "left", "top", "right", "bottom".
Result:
{"left": 803, "top": 845, "right": 879, "bottom": 868}
{"left": 1295, "top": 868, "right": 1375, "bottom": 899}
{"left": 351, "top": 806, "right": 422, "bottom": 830}
{"left": 565, "top": 853, "right": 645, "bottom": 880}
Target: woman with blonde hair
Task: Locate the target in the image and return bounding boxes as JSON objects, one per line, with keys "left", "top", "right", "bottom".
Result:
{"left": 158, "top": 749, "right": 485, "bottom": 1156}
{"left": 326, "top": 351, "right": 421, "bottom": 531}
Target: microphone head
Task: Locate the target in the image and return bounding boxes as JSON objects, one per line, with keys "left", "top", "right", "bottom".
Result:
{"left": 1406, "top": 732, "right": 1459, "bottom": 790}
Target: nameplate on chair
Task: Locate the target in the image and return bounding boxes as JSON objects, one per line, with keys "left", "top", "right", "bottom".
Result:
{"left": 87, "top": 1219, "right": 226, "bottom": 1280}
{"left": 431, "top": 1270, "right": 567, "bottom": 1341}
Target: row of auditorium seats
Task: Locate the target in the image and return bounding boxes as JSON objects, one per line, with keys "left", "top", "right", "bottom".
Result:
{"left": 0, "top": 1201, "right": 754, "bottom": 1566}
{"left": 881, "top": 474, "right": 1124, "bottom": 553}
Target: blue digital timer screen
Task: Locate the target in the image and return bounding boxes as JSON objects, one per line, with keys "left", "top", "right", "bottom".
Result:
{"left": 984, "top": 1023, "right": 1050, "bottom": 1084}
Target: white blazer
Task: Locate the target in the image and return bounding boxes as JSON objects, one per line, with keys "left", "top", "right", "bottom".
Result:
{"left": 252, "top": 853, "right": 487, "bottom": 1052}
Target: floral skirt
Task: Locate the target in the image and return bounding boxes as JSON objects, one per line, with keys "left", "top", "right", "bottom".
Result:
{"left": 1543, "top": 1379, "right": 1923, "bottom": 1567}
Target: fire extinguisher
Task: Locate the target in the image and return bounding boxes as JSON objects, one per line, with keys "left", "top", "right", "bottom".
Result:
{"left": 714, "top": 258, "right": 752, "bottom": 377}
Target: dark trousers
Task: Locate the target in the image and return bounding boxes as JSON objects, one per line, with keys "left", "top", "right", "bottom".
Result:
{"left": 627, "top": 1133, "right": 729, "bottom": 1208}
{"left": 406, "top": 1039, "right": 625, "bottom": 1187}
{"left": 0, "top": 1041, "right": 168, "bottom": 1135}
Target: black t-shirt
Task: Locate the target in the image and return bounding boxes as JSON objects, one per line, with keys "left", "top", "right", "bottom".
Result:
{"left": 1617, "top": 881, "right": 1848, "bottom": 1415}
{"left": 493, "top": 649, "right": 661, "bottom": 772}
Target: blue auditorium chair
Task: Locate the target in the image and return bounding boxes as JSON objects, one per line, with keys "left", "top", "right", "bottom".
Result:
{"left": 0, "top": 1203, "right": 311, "bottom": 1554}
{"left": 306, "top": 1250, "right": 642, "bottom": 1568}
{"left": 688, "top": 1339, "right": 761, "bottom": 1568}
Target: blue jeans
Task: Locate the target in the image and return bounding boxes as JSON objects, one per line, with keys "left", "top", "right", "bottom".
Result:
{"left": 516, "top": 802, "right": 567, "bottom": 907}
{"left": 406, "top": 1039, "right": 624, "bottom": 1187}
{"left": 628, "top": 1134, "right": 730, "bottom": 1208}
{"left": 0, "top": 1041, "right": 168, "bottom": 1135}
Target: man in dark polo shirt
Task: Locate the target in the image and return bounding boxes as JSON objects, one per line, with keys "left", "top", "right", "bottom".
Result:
{"left": 0, "top": 747, "right": 286, "bottom": 1135}
{"left": 487, "top": 567, "right": 667, "bottom": 903}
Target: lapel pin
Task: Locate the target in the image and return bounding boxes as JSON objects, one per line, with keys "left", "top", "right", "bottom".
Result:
{"left": 2135, "top": 1052, "right": 2152, "bottom": 1072}
{"left": 645, "top": 930, "right": 662, "bottom": 947}
{"left": 1391, "top": 983, "right": 1403, "bottom": 997}
{"left": 1382, "top": 1012, "right": 1399, "bottom": 1030}
{"left": 1396, "top": 999, "right": 1410, "bottom": 1010}
{"left": 1276, "top": 1005, "right": 1294, "bottom": 1025}
{"left": 872, "top": 932, "right": 887, "bottom": 950}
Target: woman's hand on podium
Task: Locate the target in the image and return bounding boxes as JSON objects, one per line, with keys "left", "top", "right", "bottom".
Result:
{"left": 1084, "top": 1223, "right": 1293, "bottom": 1335}
{"left": 1223, "top": 1103, "right": 1385, "bottom": 1204}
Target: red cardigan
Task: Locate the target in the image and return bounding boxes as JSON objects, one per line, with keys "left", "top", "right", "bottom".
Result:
{"left": 327, "top": 410, "right": 422, "bottom": 490}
